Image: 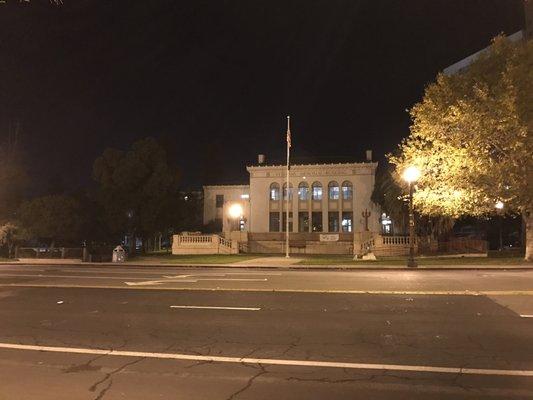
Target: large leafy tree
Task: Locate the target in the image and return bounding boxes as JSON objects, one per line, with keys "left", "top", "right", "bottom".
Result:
{"left": 93, "top": 137, "right": 180, "bottom": 252}
{"left": 18, "top": 195, "right": 84, "bottom": 246}
{"left": 0, "top": 127, "right": 28, "bottom": 222}
{"left": 372, "top": 162, "right": 454, "bottom": 238}
{"left": 391, "top": 36, "right": 532, "bottom": 260}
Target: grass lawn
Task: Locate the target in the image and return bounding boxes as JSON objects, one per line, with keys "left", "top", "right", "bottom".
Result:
{"left": 297, "top": 255, "right": 530, "bottom": 266}
{"left": 129, "top": 253, "right": 263, "bottom": 264}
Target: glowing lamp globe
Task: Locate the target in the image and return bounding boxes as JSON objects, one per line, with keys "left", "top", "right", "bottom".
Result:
{"left": 228, "top": 203, "right": 243, "bottom": 219}
{"left": 495, "top": 201, "right": 504, "bottom": 210}
{"left": 403, "top": 166, "right": 421, "bottom": 183}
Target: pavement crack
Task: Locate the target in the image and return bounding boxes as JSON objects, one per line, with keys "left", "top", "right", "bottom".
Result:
{"left": 93, "top": 378, "right": 113, "bottom": 400}
{"left": 89, "top": 357, "right": 145, "bottom": 400}
{"left": 226, "top": 363, "right": 266, "bottom": 400}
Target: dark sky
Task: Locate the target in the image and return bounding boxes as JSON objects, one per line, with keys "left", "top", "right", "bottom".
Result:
{"left": 0, "top": 0, "right": 525, "bottom": 192}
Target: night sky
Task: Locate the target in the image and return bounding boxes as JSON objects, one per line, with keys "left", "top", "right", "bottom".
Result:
{"left": 0, "top": 0, "right": 525, "bottom": 192}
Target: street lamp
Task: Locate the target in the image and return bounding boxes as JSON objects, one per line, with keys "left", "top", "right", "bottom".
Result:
{"left": 402, "top": 166, "right": 420, "bottom": 268}
{"left": 228, "top": 203, "right": 243, "bottom": 219}
{"left": 228, "top": 203, "right": 244, "bottom": 232}
{"left": 495, "top": 201, "right": 504, "bottom": 251}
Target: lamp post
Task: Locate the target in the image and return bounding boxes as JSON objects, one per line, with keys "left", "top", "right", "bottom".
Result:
{"left": 495, "top": 201, "right": 504, "bottom": 251}
{"left": 228, "top": 203, "right": 244, "bottom": 232}
{"left": 402, "top": 166, "right": 420, "bottom": 268}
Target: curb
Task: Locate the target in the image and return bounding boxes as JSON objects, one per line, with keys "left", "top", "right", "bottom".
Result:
{"left": 1, "top": 261, "right": 532, "bottom": 272}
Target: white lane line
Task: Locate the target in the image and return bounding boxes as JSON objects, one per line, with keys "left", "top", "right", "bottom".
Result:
{"left": 520, "top": 314, "right": 533, "bottom": 318}
{"left": 0, "top": 273, "right": 171, "bottom": 280}
{"left": 0, "top": 342, "right": 532, "bottom": 377}
{"left": 224, "top": 272, "right": 282, "bottom": 276}
{"left": 125, "top": 280, "right": 198, "bottom": 286}
{"left": 197, "top": 278, "right": 268, "bottom": 282}
{"left": 170, "top": 305, "right": 261, "bottom": 311}
{"left": 3, "top": 284, "right": 533, "bottom": 296}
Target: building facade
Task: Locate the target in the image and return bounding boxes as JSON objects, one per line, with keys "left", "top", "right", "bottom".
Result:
{"left": 203, "top": 157, "right": 380, "bottom": 244}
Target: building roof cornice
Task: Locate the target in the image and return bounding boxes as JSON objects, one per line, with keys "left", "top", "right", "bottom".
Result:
{"left": 203, "top": 184, "right": 249, "bottom": 189}
{"left": 246, "top": 162, "right": 378, "bottom": 172}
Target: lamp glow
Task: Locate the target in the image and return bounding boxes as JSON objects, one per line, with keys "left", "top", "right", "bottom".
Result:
{"left": 495, "top": 201, "right": 504, "bottom": 210}
{"left": 228, "top": 203, "right": 243, "bottom": 218}
{"left": 402, "top": 166, "right": 421, "bottom": 183}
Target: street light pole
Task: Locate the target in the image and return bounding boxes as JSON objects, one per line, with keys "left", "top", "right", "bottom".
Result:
{"left": 407, "top": 181, "right": 417, "bottom": 268}
{"left": 495, "top": 201, "right": 504, "bottom": 251}
{"left": 402, "top": 165, "right": 420, "bottom": 268}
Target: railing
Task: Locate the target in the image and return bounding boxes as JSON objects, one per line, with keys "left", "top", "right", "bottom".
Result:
{"left": 172, "top": 234, "right": 237, "bottom": 254}
{"left": 249, "top": 232, "right": 354, "bottom": 242}
{"left": 16, "top": 247, "right": 83, "bottom": 259}
{"left": 178, "top": 235, "right": 215, "bottom": 244}
{"left": 219, "top": 237, "right": 232, "bottom": 248}
{"left": 380, "top": 236, "right": 415, "bottom": 246}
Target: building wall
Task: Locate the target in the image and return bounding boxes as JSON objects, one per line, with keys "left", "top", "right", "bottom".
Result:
{"left": 202, "top": 185, "right": 250, "bottom": 227}
{"left": 443, "top": 30, "right": 524, "bottom": 75}
{"left": 246, "top": 162, "right": 380, "bottom": 233}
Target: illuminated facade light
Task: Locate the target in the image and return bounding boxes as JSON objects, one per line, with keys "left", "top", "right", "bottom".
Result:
{"left": 228, "top": 203, "right": 244, "bottom": 218}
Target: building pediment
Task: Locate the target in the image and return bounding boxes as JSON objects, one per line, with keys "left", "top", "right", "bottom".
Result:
{"left": 247, "top": 162, "right": 377, "bottom": 178}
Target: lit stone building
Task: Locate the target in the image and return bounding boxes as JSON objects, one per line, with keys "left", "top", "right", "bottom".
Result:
{"left": 202, "top": 153, "right": 380, "bottom": 254}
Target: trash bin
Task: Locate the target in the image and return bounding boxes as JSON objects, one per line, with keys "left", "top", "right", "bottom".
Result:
{"left": 112, "top": 245, "right": 127, "bottom": 263}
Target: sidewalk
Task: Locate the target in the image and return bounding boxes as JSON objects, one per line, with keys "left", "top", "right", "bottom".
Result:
{"left": 2, "top": 257, "right": 532, "bottom": 271}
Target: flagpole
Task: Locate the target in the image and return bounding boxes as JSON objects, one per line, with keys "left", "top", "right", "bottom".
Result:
{"left": 285, "top": 115, "right": 290, "bottom": 258}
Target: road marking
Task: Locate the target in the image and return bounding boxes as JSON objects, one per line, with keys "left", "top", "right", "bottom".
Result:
{"left": 170, "top": 305, "right": 261, "bottom": 311}
{"left": 520, "top": 314, "right": 533, "bottom": 318}
{"left": 2, "top": 283, "right": 533, "bottom": 296}
{"left": 0, "top": 273, "right": 169, "bottom": 281}
{"left": 0, "top": 342, "right": 532, "bottom": 377}
{"left": 198, "top": 278, "right": 268, "bottom": 282}
{"left": 124, "top": 277, "right": 267, "bottom": 286}
{"left": 125, "top": 280, "right": 198, "bottom": 286}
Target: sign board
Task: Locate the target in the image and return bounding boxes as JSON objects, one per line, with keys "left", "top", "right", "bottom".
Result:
{"left": 320, "top": 234, "right": 339, "bottom": 242}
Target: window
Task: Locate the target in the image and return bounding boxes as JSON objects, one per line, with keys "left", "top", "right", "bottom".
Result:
{"left": 269, "top": 212, "right": 280, "bottom": 232}
{"left": 381, "top": 213, "right": 392, "bottom": 235}
{"left": 215, "top": 194, "right": 224, "bottom": 208}
{"left": 298, "top": 182, "right": 309, "bottom": 201}
{"left": 342, "top": 212, "right": 353, "bottom": 232}
{"left": 312, "top": 182, "right": 322, "bottom": 200}
{"left": 342, "top": 181, "right": 353, "bottom": 200}
{"left": 282, "top": 183, "right": 293, "bottom": 200}
{"left": 312, "top": 212, "right": 323, "bottom": 232}
{"left": 270, "top": 183, "right": 280, "bottom": 201}
{"left": 328, "top": 181, "right": 339, "bottom": 200}
{"left": 298, "top": 212, "right": 309, "bottom": 232}
{"left": 328, "top": 212, "right": 339, "bottom": 232}
{"left": 282, "top": 212, "right": 293, "bottom": 232}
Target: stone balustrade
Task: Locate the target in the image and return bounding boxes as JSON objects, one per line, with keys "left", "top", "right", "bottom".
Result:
{"left": 172, "top": 234, "right": 238, "bottom": 254}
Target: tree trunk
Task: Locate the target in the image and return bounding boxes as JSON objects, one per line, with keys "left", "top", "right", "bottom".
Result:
{"left": 525, "top": 210, "right": 532, "bottom": 262}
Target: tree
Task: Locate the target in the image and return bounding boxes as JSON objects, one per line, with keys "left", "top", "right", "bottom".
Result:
{"left": 390, "top": 36, "right": 532, "bottom": 260}
{"left": 0, "top": 222, "right": 20, "bottom": 258}
{"left": 0, "top": 124, "right": 29, "bottom": 222}
{"left": 93, "top": 137, "right": 180, "bottom": 252}
{"left": 371, "top": 161, "right": 454, "bottom": 238}
{"left": 18, "top": 195, "right": 83, "bottom": 246}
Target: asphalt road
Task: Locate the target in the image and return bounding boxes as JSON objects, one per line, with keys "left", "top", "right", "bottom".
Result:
{"left": 0, "top": 264, "right": 532, "bottom": 399}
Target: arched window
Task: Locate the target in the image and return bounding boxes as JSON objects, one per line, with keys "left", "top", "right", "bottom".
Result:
{"left": 298, "top": 182, "right": 309, "bottom": 201}
{"left": 282, "top": 183, "right": 293, "bottom": 200}
{"left": 341, "top": 181, "right": 353, "bottom": 200}
{"left": 312, "top": 182, "right": 322, "bottom": 200}
{"left": 328, "top": 181, "right": 339, "bottom": 200}
{"left": 270, "top": 183, "right": 280, "bottom": 201}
